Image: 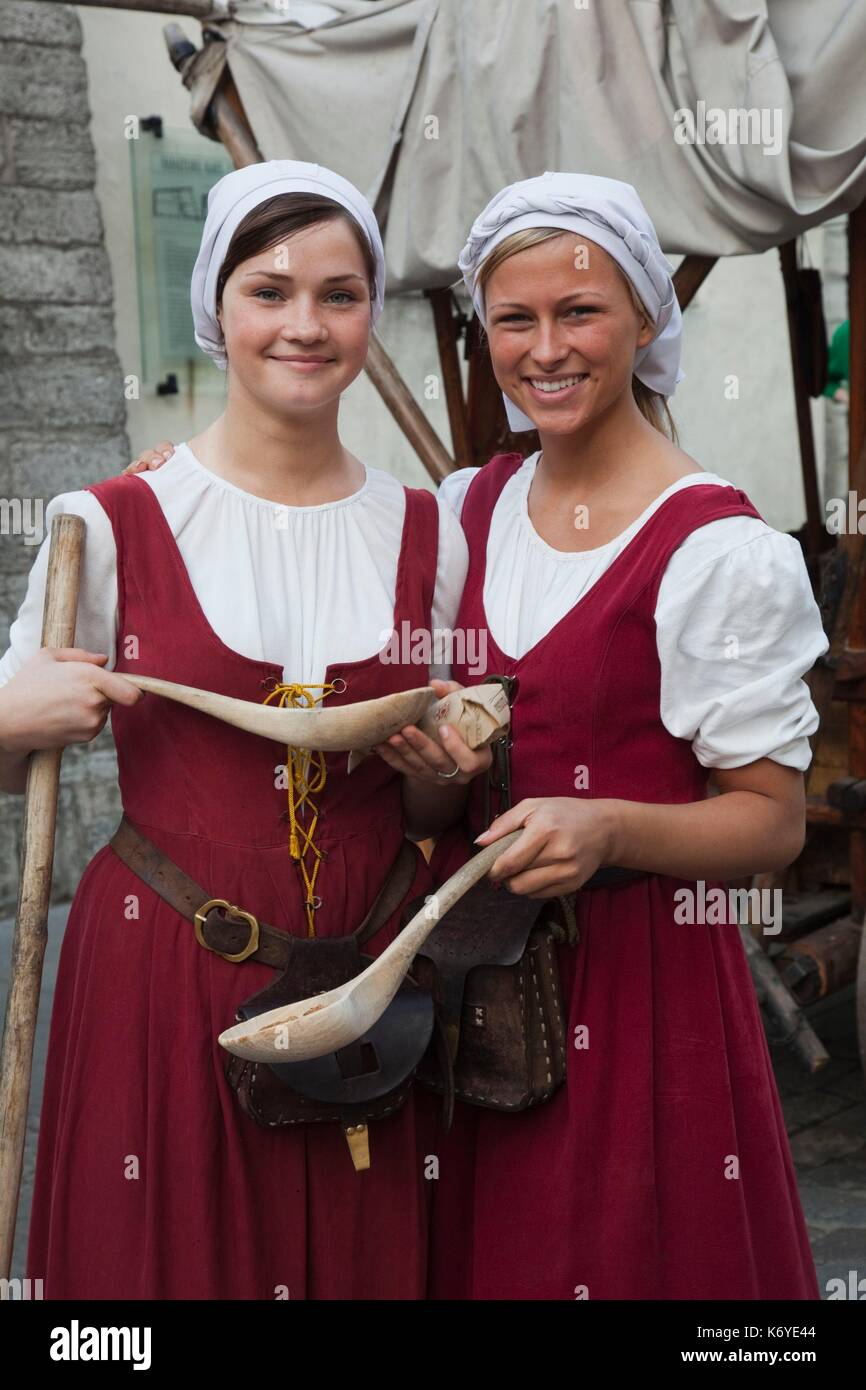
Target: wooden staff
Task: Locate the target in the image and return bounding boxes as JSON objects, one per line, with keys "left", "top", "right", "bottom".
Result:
{"left": 0, "top": 514, "right": 86, "bottom": 1281}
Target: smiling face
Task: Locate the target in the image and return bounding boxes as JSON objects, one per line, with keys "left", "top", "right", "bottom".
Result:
{"left": 217, "top": 215, "right": 373, "bottom": 418}
{"left": 483, "top": 231, "right": 656, "bottom": 436}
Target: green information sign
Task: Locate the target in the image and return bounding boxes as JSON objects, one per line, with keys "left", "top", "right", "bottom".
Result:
{"left": 129, "top": 127, "right": 233, "bottom": 391}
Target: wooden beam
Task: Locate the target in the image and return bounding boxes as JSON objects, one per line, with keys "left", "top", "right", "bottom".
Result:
{"left": 779, "top": 241, "right": 824, "bottom": 561}
{"left": 365, "top": 335, "right": 454, "bottom": 483}
{"left": 845, "top": 202, "right": 866, "bottom": 913}
{"left": 465, "top": 319, "right": 539, "bottom": 466}
{"left": 672, "top": 253, "right": 717, "bottom": 310}
{"left": 805, "top": 428, "right": 866, "bottom": 790}
{"left": 425, "top": 289, "right": 472, "bottom": 470}
{"left": 70, "top": 0, "right": 227, "bottom": 15}
{"left": 740, "top": 926, "right": 830, "bottom": 1073}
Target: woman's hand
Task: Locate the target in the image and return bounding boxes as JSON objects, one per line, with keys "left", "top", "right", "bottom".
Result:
{"left": 123, "top": 442, "right": 176, "bottom": 475}
{"left": 474, "top": 760, "right": 806, "bottom": 897}
{"left": 0, "top": 648, "right": 144, "bottom": 754}
{"left": 475, "top": 797, "right": 617, "bottom": 898}
{"left": 372, "top": 678, "right": 493, "bottom": 786}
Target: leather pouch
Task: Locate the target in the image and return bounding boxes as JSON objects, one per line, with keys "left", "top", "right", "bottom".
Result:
{"left": 405, "top": 880, "right": 572, "bottom": 1111}
{"left": 222, "top": 847, "right": 445, "bottom": 1170}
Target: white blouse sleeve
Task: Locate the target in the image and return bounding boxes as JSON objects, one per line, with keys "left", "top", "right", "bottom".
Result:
{"left": 656, "top": 519, "right": 828, "bottom": 771}
{"left": 428, "top": 494, "right": 469, "bottom": 681}
{"left": 437, "top": 467, "right": 481, "bottom": 523}
{"left": 0, "top": 490, "right": 119, "bottom": 688}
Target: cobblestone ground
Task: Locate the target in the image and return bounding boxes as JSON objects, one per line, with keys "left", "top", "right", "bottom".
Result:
{"left": 772, "top": 987, "right": 866, "bottom": 1295}
{"left": 2, "top": 906, "right": 864, "bottom": 1296}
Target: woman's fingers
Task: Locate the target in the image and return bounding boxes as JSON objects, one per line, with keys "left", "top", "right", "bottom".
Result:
{"left": 486, "top": 829, "right": 548, "bottom": 882}
{"left": 50, "top": 647, "right": 109, "bottom": 664}
{"left": 122, "top": 442, "right": 176, "bottom": 474}
{"left": 429, "top": 678, "right": 463, "bottom": 698}
{"left": 371, "top": 721, "right": 488, "bottom": 784}
{"left": 386, "top": 730, "right": 440, "bottom": 778}
{"left": 484, "top": 811, "right": 552, "bottom": 881}
{"left": 399, "top": 729, "right": 455, "bottom": 775}
{"left": 475, "top": 799, "right": 539, "bottom": 844}
{"left": 372, "top": 739, "right": 427, "bottom": 779}
{"left": 437, "top": 722, "right": 489, "bottom": 765}
{"left": 404, "top": 722, "right": 493, "bottom": 780}
{"left": 90, "top": 670, "right": 147, "bottom": 708}
{"left": 499, "top": 863, "right": 582, "bottom": 898}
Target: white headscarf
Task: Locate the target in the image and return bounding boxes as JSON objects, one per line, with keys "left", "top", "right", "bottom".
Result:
{"left": 457, "top": 171, "right": 685, "bottom": 432}
{"left": 190, "top": 159, "right": 386, "bottom": 370}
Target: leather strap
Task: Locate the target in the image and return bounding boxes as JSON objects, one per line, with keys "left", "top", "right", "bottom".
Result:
{"left": 109, "top": 815, "right": 418, "bottom": 966}
{"left": 352, "top": 840, "right": 419, "bottom": 944}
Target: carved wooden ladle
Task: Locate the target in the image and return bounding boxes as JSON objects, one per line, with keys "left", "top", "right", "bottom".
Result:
{"left": 217, "top": 831, "right": 523, "bottom": 1063}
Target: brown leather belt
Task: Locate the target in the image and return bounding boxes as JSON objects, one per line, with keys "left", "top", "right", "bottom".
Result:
{"left": 108, "top": 814, "right": 419, "bottom": 963}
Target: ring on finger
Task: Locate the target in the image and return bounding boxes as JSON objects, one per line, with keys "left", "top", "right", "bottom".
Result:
{"left": 436, "top": 762, "right": 461, "bottom": 779}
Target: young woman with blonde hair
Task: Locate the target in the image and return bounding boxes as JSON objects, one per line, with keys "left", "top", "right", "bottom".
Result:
{"left": 387, "top": 171, "right": 827, "bottom": 1300}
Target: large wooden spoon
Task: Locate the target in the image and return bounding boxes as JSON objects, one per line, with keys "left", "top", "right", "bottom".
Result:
{"left": 218, "top": 831, "right": 523, "bottom": 1063}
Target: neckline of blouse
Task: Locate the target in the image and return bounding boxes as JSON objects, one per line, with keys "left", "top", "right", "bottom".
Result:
{"left": 514, "top": 451, "right": 731, "bottom": 562}
{"left": 173, "top": 441, "right": 373, "bottom": 513}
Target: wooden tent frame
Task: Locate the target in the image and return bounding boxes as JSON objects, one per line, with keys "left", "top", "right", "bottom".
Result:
{"left": 49, "top": 2, "right": 866, "bottom": 1072}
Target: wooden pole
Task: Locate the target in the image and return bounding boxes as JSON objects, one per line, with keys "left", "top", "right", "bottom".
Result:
{"left": 0, "top": 515, "right": 87, "bottom": 1283}
{"left": 845, "top": 202, "right": 866, "bottom": 915}
{"left": 69, "top": 0, "right": 230, "bottom": 16}
{"left": 672, "top": 253, "right": 717, "bottom": 310}
{"left": 740, "top": 927, "right": 829, "bottom": 1074}
{"left": 805, "top": 428, "right": 866, "bottom": 788}
{"left": 426, "top": 289, "right": 472, "bottom": 470}
{"left": 465, "top": 320, "right": 539, "bottom": 466}
{"left": 779, "top": 241, "right": 824, "bottom": 562}
{"left": 365, "top": 336, "right": 454, "bottom": 483}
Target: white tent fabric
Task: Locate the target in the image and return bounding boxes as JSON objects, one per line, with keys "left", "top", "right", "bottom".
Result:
{"left": 190, "top": 0, "right": 866, "bottom": 293}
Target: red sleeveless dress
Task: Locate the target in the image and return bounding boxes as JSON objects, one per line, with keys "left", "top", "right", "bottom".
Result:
{"left": 428, "top": 453, "right": 820, "bottom": 1301}
{"left": 26, "top": 472, "right": 442, "bottom": 1300}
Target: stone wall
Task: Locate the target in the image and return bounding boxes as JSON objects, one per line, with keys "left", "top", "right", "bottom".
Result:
{"left": 0, "top": 0, "right": 128, "bottom": 914}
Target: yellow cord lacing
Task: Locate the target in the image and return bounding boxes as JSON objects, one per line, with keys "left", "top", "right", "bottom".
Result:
{"left": 261, "top": 680, "right": 341, "bottom": 938}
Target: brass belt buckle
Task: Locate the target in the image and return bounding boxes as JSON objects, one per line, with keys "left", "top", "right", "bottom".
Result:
{"left": 194, "top": 898, "right": 260, "bottom": 963}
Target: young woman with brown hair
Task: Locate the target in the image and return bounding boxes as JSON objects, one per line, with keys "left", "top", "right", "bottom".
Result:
{"left": 0, "top": 160, "right": 488, "bottom": 1300}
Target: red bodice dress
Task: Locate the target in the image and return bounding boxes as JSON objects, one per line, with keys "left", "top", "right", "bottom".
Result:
{"left": 427, "top": 453, "right": 820, "bottom": 1301}
{"left": 26, "top": 472, "right": 442, "bottom": 1300}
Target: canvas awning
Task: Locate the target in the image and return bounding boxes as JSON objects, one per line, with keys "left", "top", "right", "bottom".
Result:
{"left": 185, "top": 0, "right": 866, "bottom": 293}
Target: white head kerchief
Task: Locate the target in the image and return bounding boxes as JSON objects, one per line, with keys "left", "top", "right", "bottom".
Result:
{"left": 191, "top": 159, "right": 386, "bottom": 370}
{"left": 457, "top": 171, "right": 685, "bottom": 432}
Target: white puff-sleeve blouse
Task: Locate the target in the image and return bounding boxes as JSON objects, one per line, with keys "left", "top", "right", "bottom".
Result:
{"left": 438, "top": 455, "right": 828, "bottom": 772}
{"left": 0, "top": 443, "right": 469, "bottom": 690}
